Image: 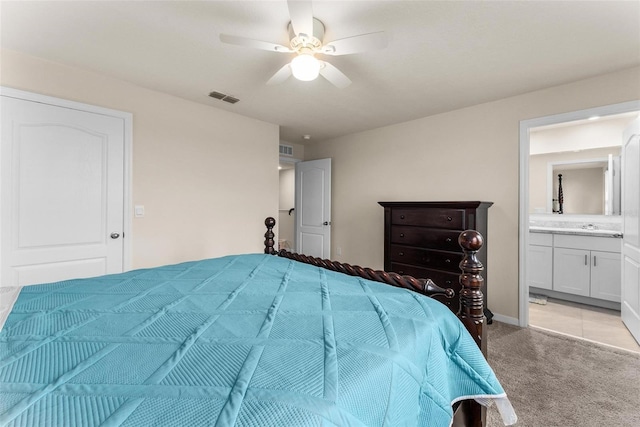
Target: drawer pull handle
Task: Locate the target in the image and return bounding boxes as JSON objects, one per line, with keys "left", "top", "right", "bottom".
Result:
{"left": 400, "top": 215, "right": 405, "bottom": 219}
{"left": 445, "top": 259, "right": 451, "bottom": 263}
{"left": 593, "top": 256, "right": 597, "bottom": 267}
{"left": 399, "top": 252, "right": 404, "bottom": 256}
{"left": 445, "top": 238, "right": 452, "bottom": 243}
{"left": 400, "top": 233, "right": 404, "bottom": 238}
{"left": 447, "top": 216, "right": 452, "bottom": 221}
{"left": 445, "top": 280, "right": 452, "bottom": 285}
{"left": 585, "top": 255, "right": 588, "bottom": 265}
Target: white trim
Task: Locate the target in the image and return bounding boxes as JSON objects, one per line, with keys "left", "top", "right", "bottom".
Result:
{"left": 0, "top": 86, "right": 134, "bottom": 272}
{"left": 490, "top": 313, "right": 520, "bottom": 326}
{"left": 519, "top": 100, "right": 640, "bottom": 328}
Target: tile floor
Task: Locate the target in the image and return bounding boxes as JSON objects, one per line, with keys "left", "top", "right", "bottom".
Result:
{"left": 529, "top": 297, "right": 640, "bottom": 353}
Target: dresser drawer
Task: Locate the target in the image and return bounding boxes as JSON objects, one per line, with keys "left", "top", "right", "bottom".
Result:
{"left": 391, "top": 208, "right": 465, "bottom": 230}
{"left": 390, "top": 263, "right": 459, "bottom": 289}
{"left": 390, "top": 263, "right": 461, "bottom": 311}
{"left": 389, "top": 245, "right": 462, "bottom": 271}
{"left": 390, "top": 226, "right": 461, "bottom": 251}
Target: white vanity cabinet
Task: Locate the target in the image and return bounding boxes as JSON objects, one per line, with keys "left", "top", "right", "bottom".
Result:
{"left": 528, "top": 232, "right": 553, "bottom": 290}
{"left": 552, "top": 247, "right": 591, "bottom": 296}
{"left": 590, "top": 251, "right": 623, "bottom": 301}
{"left": 552, "top": 234, "right": 622, "bottom": 302}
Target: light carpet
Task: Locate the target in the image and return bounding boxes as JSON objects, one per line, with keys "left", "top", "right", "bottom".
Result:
{"left": 485, "top": 322, "right": 640, "bottom": 427}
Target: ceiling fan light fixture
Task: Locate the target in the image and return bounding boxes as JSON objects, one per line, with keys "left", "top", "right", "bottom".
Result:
{"left": 290, "top": 53, "right": 320, "bottom": 81}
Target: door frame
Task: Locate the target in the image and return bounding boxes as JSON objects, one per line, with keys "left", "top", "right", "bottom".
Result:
{"left": 0, "top": 86, "right": 133, "bottom": 274}
{"left": 518, "top": 100, "right": 640, "bottom": 327}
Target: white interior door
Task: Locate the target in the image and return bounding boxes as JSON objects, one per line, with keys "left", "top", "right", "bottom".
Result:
{"left": 621, "top": 118, "right": 640, "bottom": 344}
{"left": 1, "top": 93, "right": 126, "bottom": 286}
{"left": 294, "top": 158, "right": 331, "bottom": 258}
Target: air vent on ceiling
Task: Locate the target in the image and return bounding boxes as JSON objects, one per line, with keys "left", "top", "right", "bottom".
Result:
{"left": 279, "top": 144, "right": 293, "bottom": 157}
{"left": 208, "top": 91, "right": 239, "bottom": 104}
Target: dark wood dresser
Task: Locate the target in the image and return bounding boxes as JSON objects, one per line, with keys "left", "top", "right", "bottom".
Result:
{"left": 378, "top": 201, "right": 492, "bottom": 315}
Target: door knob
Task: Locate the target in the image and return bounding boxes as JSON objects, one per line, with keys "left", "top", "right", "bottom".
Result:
{"left": 110, "top": 232, "right": 120, "bottom": 239}
{"left": 323, "top": 221, "right": 331, "bottom": 226}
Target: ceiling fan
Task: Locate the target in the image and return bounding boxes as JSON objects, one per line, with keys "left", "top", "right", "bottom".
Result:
{"left": 219, "top": 0, "right": 387, "bottom": 89}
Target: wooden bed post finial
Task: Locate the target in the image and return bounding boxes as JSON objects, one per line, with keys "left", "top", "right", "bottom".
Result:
{"left": 458, "top": 230, "right": 486, "bottom": 352}
{"left": 264, "top": 217, "right": 276, "bottom": 254}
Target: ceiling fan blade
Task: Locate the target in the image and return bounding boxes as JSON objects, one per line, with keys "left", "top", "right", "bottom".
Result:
{"left": 220, "top": 34, "right": 292, "bottom": 53}
{"left": 287, "top": 0, "right": 313, "bottom": 37}
{"left": 321, "top": 31, "right": 387, "bottom": 56}
{"left": 319, "top": 61, "right": 351, "bottom": 89}
{"left": 267, "top": 63, "right": 292, "bottom": 85}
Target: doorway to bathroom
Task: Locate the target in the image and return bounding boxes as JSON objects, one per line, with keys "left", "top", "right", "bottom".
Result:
{"left": 519, "top": 101, "right": 640, "bottom": 352}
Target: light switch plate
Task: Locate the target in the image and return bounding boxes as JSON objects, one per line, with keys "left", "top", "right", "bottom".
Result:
{"left": 134, "top": 205, "right": 145, "bottom": 217}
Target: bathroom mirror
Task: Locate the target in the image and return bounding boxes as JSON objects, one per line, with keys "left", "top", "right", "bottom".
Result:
{"left": 546, "top": 156, "right": 621, "bottom": 215}
{"left": 529, "top": 148, "right": 622, "bottom": 215}
{"left": 528, "top": 114, "right": 633, "bottom": 216}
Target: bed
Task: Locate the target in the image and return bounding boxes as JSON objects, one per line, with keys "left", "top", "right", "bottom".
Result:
{"left": 0, "top": 217, "right": 516, "bottom": 426}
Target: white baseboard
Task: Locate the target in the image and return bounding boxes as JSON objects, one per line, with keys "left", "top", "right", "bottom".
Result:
{"left": 490, "top": 313, "right": 519, "bottom": 326}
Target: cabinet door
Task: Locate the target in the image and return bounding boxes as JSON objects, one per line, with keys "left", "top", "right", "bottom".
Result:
{"left": 590, "top": 250, "right": 622, "bottom": 302}
{"left": 528, "top": 245, "right": 553, "bottom": 290}
{"left": 553, "top": 247, "right": 590, "bottom": 296}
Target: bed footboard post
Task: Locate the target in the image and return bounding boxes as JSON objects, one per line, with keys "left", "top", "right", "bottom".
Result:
{"left": 264, "top": 217, "right": 276, "bottom": 254}
{"left": 458, "top": 230, "right": 486, "bottom": 354}
{"left": 456, "top": 230, "right": 487, "bottom": 427}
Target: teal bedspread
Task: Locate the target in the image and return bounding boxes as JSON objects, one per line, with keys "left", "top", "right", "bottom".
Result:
{"left": 0, "top": 254, "right": 509, "bottom": 426}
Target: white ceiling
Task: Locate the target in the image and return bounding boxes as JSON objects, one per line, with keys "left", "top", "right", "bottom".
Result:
{"left": 2, "top": 1, "right": 639, "bottom": 144}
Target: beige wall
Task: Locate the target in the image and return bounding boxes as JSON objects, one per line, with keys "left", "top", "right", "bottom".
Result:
{"left": 1, "top": 49, "right": 279, "bottom": 269}
{"left": 530, "top": 116, "right": 632, "bottom": 155}
{"left": 305, "top": 66, "right": 640, "bottom": 320}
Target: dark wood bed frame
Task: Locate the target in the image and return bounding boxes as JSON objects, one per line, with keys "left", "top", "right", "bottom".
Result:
{"left": 263, "top": 217, "right": 488, "bottom": 427}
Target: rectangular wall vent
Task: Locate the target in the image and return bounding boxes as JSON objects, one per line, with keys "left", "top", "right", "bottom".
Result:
{"left": 279, "top": 144, "right": 294, "bottom": 157}
{"left": 209, "top": 91, "right": 225, "bottom": 100}
{"left": 209, "top": 91, "right": 239, "bottom": 104}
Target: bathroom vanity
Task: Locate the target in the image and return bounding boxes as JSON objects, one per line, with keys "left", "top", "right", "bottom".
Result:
{"left": 528, "top": 216, "right": 623, "bottom": 309}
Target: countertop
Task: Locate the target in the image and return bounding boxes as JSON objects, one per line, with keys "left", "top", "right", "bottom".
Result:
{"left": 529, "top": 226, "right": 623, "bottom": 238}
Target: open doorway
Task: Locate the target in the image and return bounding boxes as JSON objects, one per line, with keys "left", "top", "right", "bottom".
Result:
{"left": 279, "top": 167, "right": 299, "bottom": 251}
{"left": 278, "top": 163, "right": 296, "bottom": 251}
{"left": 519, "top": 101, "right": 640, "bottom": 352}
{"left": 278, "top": 141, "right": 304, "bottom": 251}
